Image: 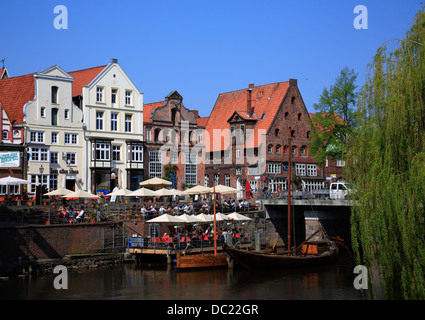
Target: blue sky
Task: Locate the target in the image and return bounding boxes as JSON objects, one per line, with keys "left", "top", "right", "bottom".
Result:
{"left": 0, "top": 0, "right": 422, "bottom": 117}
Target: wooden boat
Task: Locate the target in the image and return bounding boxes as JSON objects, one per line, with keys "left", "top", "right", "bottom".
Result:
{"left": 224, "top": 240, "right": 336, "bottom": 270}
{"left": 174, "top": 180, "right": 228, "bottom": 270}
{"left": 224, "top": 128, "right": 337, "bottom": 270}
{"left": 175, "top": 252, "right": 228, "bottom": 269}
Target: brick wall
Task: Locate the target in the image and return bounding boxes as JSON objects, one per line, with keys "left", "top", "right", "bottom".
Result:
{"left": 0, "top": 222, "right": 124, "bottom": 263}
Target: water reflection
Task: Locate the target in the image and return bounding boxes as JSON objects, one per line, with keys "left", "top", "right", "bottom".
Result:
{"left": 0, "top": 257, "right": 363, "bottom": 300}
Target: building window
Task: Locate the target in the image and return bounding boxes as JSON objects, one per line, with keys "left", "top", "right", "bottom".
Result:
{"left": 66, "top": 153, "right": 76, "bottom": 165}
{"left": 40, "top": 107, "right": 46, "bottom": 118}
{"left": 296, "top": 164, "right": 306, "bottom": 176}
{"left": 94, "top": 143, "right": 110, "bottom": 161}
{"left": 28, "top": 147, "right": 49, "bottom": 162}
{"left": 230, "top": 126, "right": 235, "bottom": 135}
{"left": 267, "top": 163, "right": 281, "bottom": 174}
{"left": 51, "top": 108, "right": 58, "bottom": 126}
{"left": 170, "top": 150, "right": 179, "bottom": 164}
{"left": 236, "top": 168, "right": 242, "bottom": 175}
{"left": 285, "top": 112, "right": 289, "bottom": 120}
{"left": 300, "top": 146, "right": 306, "bottom": 156}
{"left": 336, "top": 159, "right": 346, "bottom": 167}
{"left": 125, "top": 114, "right": 132, "bottom": 132}
{"left": 30, "top": 131, "right": 44, "bottom": 143}
{"left": 225, "top": 174, "right": 230, "bottom": 187}
{"left": 269, "top": 178, "right": 286, "bottom": 193}
{"left": 111, "top": 89, "right": 118, "bottom": 107}
{"left": 236, "top": 149, "right": 241, "bottom": 158}
{"left": 50, "top": 174, "right": 58, "bottom": 191}
{"left": 52, "top": 86, "right": 58, "bottom": 104}
{"left": 51, "top": 132, "right": 58, "bottom": 144}
{"left": 111, "top": 113, "right": 118, "bottom": 131}
{"left": 204, "top": 175, "right": 209, "bottom": 187}
{"left": 292, "top": 146, "right": 296, "bottom": 155}
{"left": 64, "top": 109, "right": 69, "bottom": 120}
{"left": 96, "top": 87, "right": 104, "bottom": 103}
{"left": 240, "top": 125, "right": 245, "bottom": 135}
{"left": 130, "top": 145, "right": 143, "bottom": 162}
{"left": 268, "top": 144, "right": 273, "bottom": 154}
{"left": 307, "top": 164, "right": 317, "bottom": 176}
{"left": 298, "top": 113, "right": 302, "bottom": 121}
{"left": 125, "top": 90, "right": 132, "bottom": 105}
{"left": 149, "top": 151, "right": 162, "bottom": 178}
{"left": 214, "top": 174, "right": 220, "bottom": 185}
{"left": 276, "top": 145, "right": 281, "bottom": 154}
{"left": 50, "top": 152, "right": 59, "bottom": 165}
{"left": 30, "top": 175, "right": 49, "bottom": 194}
{"left": 96, "top": 112, "right": 104, "bottom": 130}
{"left": 249, "top": 180, "right": 258, "bottom": 193}
{"left": 184, "top": 153, "right": 197, "bottom": 185}
{"left": 64, "top": 133, "right": 78, "bottom": 145}
{"left": 112, "top": 145, "right": 121, "bottom": 161}
{"left": 260, "top": 113, "right": 266, "bottom": 119}
{"left": 2, "top": 131, "right": 7, "bottom": 140}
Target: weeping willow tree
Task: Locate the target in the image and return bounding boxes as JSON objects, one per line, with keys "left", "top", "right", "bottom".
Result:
{"left": 347, "top": 7, "right": 425, "bottom": 299}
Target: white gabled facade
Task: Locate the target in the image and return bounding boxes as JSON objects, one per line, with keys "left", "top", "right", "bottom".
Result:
{"left": 23, "top": 65, "right": 84, "bottom": 194}
{"left": 79, "top": 59, "right": 144, "bottom": 194}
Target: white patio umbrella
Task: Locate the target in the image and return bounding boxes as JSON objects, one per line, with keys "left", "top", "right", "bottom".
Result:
{"left": 62, "top": 190, "right": 99, "bottom": 199}
{"left": 178, "top": 213, "right": 199, "bottom": 223}
{"left": 139, "top": 177, "right": 172, "bottom": 188}
{"left": 226, "top": 212, "right": 252, "bottom": 221}
{"left": 212, "top": 184, "right": 242, "bottom": 195}
{"left": 107, "top": 188, "right": 133, "bottom": 197}
{"left": 182, "top": 185, "right": 212, "bottom": 195}
{"left": 215, "top": 212, "right": 231, "bottom": 221}
{"left": 128, "top": 187, "right": 157, "bottom": 197}
{"left": 195, "top": 213, "right": 214, "bottom": 222}
{"left": 44, "top": 187, "right": 73, "bottom": 196}
{"left": 0, "top": 176, "right": 30, "bottom": 185}
{"left": 147, "top": 214, "right": 183, "bottom": 223}
{"left": 154, "top": 188, "right": 178, "bottom": 196}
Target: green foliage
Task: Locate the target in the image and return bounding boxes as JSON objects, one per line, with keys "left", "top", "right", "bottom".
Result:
{"left": 163, "top": 164, "right": 175, "bottom": 181}
{"left": 347, "top": 7, "right": 425, "bottom": 299}
{"left": 309, "top": 67, "right": 358, "bottom": 164}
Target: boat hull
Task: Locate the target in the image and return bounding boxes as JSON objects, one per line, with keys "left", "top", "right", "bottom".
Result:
{"left": 175, "top": 253, "right": 228, "bottom": 269}
{"left": 223, "top": 246, "right": 336, "bottom": 270}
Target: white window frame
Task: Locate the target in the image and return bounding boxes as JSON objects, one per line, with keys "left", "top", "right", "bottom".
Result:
{"left": 307, "top": 164, "right": 317, "bottom": 176}
{"left": 96, "top": 86, "right": 104, "bottom": 103}
{"left": 66, "top": 152, "right": 76, "bottom": 165}
{"left": 64, "top": 133, "right": 78, "bottom": 145}
{"left": 50, "top": 152, "right": 59, "bottom": 165}
{"left": 51, "top": 132, "right": 58, "bottom": 144}
{"left": 184, "top": 153, "right": 197, "bottom": 185}
{"left": 30, "top": 175, "right": 49, "bottom": 194}
{"left": 112, "top": 145, "right": 121, "bottom": 162}
{"left": 267, "top": 163, "right": 281, "bottom": 174}
{"left": 111, "top": 113, "right": 118, "bottom": 132}
{"left": 125, "top": 90, "right": 132, "bottom": 106}
{"left": 130, "top": 145, "right": 143, "bottom": 163}
{"left": 296, "top": 163, "right": 306, "bottom": 176}
{"left": 95, "top": 143, "right": 110, "bottom": 161}
{"left": 125, "top": 114, "right": 132, "bottom": 132}
{"left": 30, "top": 131, "right": 44, "bottom": 143}
{"left": 96, "top": 111, "right": 104, "bottom": 130}
{"left": 149, "top": 151, "right": 162, "bottom": 178}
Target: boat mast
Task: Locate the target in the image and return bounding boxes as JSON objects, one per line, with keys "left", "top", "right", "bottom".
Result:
{"left": 287, "top": 127, "right": 292, "bottom": 255}
{"left": 213, "top": 178, "right": 217, "bottom": 256}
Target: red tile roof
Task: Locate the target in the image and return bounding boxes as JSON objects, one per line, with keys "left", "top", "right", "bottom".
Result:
{"left": 69, "top": 65, "right": 106, "bottom": 97}
{"left": 205, "top": 82, "right": 290, "bottom": 152}
{"left": 196, "top": 116, "right": 209, "bottom": 128}
{"left": 143, "top": 101, "right": 165, "bottom": 123}
{"left": 0, "top": 73, "right": 35, "bottom": 124}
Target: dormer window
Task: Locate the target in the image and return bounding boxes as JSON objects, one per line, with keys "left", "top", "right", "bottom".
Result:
{"left": 260, "top": 113, "right": 266, "bottom": 119}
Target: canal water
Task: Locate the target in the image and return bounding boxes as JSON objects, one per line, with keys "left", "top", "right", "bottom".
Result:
{"left": 0, "top": 255, "right": 364, "bottom": 300}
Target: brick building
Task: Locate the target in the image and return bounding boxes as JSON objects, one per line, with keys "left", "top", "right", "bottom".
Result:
{"left": 203, "top": 80, "right": 334, "bottom": 198}
{"left": 143, "top": 90, "right": 205, "bottom": 190}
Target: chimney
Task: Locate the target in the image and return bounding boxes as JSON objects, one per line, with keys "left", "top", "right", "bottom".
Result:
{"left": 247, "top": 83, "right": 254, "bottom": 116}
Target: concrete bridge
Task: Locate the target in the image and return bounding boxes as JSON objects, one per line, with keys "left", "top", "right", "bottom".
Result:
{"left": 261, "top": 198, "right": 354, "bottom": 250}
